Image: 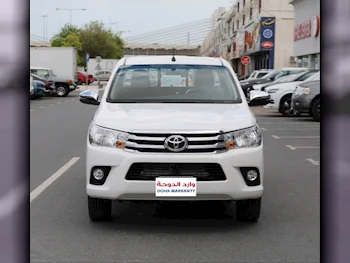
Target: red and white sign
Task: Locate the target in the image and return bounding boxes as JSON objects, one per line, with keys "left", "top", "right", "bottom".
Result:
{"left": 241, "top": 55, "right": 251, "bottom": 65}
{"left": 155, "top": 177, "right": 197, "bottom": 197}
{"left": 311, "top": 15, "right": 320, "bottom": 37}
{"left": 294, "top": 15, "right": 320, "bottom": 41}
{"left": 261, "top": 41, "right": 274, "bottom": 49}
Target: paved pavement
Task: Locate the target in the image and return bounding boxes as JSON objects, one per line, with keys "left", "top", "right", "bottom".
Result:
{"left": 30, "top": 92, "right": 320, "bottom": 262}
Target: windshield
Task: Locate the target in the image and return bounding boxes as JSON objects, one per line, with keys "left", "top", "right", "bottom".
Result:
{"left": 261, "top": 70, "right": 277, "bottom": 79}
{"left": 50, "top": 70, "right": 56, "bottom": 76}
{"left": 273, "top": 75, "right": 294, "bottom": 83}
{"left": 305, "top": 71, "right": 320, "bottom": 81}
{"left": 107, "top": 65, "right": 242, "bottom": 103}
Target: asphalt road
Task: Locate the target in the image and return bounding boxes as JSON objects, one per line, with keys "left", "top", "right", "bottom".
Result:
{"left": 30, "top": 91, "right": 320, "bottom": 263}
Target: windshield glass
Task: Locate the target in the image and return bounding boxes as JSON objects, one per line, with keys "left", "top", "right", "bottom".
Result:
{"left": 49, "top": 70, "right": 55, "bottom": 76}
{"left": 107, "top": 65, "right": 242, "bottom": 103}
{"left": 261, "top": 70, "right": 277, "bottom": 79}
{"left": 306, "top": 71, "right": 320, "bottom": 81}
{"left": 273, "top": 75, "right": 293, "bottom": 83}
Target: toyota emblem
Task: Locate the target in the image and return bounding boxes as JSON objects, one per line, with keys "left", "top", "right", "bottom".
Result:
{"left": 164, "top": 135, "right": 188, "bottom": 152}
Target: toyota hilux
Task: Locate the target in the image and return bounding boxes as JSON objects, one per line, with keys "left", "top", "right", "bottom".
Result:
{"left": 79, "top": 55, "right": 269, "bottom": 223}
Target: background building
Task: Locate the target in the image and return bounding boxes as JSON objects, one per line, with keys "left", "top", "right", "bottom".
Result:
{"left": 203, "top": 0, "right": 297, "bottom": 76}
{"left": 289, "top": 0, "right": 320, "bottom": 69}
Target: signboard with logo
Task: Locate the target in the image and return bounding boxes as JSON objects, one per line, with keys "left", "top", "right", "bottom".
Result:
{"left": 294, "top": 15, "right": 320, "bottom": 41}
{"left": 260, "top": 16, "right": 276, "bottom": 69}
{"left": 244, "top": 20, "right": 261, "bottom": 54}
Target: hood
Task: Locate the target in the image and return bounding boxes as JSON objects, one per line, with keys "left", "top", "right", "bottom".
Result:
{"left": 94, "top": 103, "right": 256, "bottom": 133}
{"left": 265, "top": 81, "right": 302, "bottom": 92}
{"left": 240, "top": 78, "right": 271, "bottom": 86}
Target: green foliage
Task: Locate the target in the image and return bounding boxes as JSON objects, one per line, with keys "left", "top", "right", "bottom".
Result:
{"left": 50, "top": 22, "right": 124, "bottom": 67}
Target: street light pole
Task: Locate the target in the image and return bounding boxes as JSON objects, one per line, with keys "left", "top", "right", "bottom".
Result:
{"left": 55, "top": 8, "right": 86, "bottom": 26}
{"left": 41, "top": 15, "right": 48, "bottom": 43}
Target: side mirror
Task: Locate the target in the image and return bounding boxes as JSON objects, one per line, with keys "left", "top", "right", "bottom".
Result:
{"left": 248, "top": 90, "right": 271, "bottom": 107}
{"left": 269, "top": 76, "right": 275, "bottom": 81}
{"left": 79, "top": 89, "right": 100, "bottom": 105}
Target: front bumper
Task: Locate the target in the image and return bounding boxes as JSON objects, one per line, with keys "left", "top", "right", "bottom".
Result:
{"left": 86, "top": 143, "right": 264, "bottom": 201}
{"left": 291, "top": 95, "right": 312, "bottom": 113}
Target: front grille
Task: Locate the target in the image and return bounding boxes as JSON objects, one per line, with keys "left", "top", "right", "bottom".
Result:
{"left": 125, "top": 132, "right": 228, "bottom": 153}
{"left": 125, "top": 163, "right": 226, "bottom": 181}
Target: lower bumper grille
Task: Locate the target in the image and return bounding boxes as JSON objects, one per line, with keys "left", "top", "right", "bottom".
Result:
{"left": 125, "top": 163, "right": 226, "bottom": 181}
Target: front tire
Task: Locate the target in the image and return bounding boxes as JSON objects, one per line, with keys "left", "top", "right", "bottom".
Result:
{"left": 77, "top": 79, "right": 83, "bottom": 85}
{"left": 236, "top": 198, "right": 261, "bottom": 222}
{"left": 279, "top": 95, "right": 301, "bottom": 117}
{"left": 88, "top": 196, "right": 112, "bottom": 221}
{"left": 56, "top": 85, "right": 69, "bottom": 97}
{"left": 311, "top": 97, "right": 320, "bottom": 122}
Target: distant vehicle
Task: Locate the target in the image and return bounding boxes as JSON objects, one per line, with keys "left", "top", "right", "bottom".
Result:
{"left": 30, "top": 67, "right": 76, "bottom": 97}
{"left": 77, "top": 71, "right": 94, "bottom": 85}
{"left": 257, "top": 70, "right": 319, "bottom": 91}
{"left": 292, "top": 80, "right": 320, "bottom": 122}
{"left": 264, "top": 72, "right": 320, "bottom": 117}
{"left": 94, "top": 70, "right": 112, "bottom": 81}
{"left": 247, "top": 69, "right": 272, "bottom": 80}
{"left": 30, "top": 73, "right": 56, "bottom": 96}
{"left": 239, "top": 68, "right": 310, "bottom": 97}
{"left": 30, "top": 47, "right": 78, "bottom": 84}
{"left": 32, "top": 80, "right": 46, "bottom": 99}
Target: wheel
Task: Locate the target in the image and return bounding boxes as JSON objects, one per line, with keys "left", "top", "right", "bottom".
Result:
{"left": 279, "top": 95, "right": 301, "bottom": 117}
{"left": 77, "top": 79, "right": 83, "bottom": 85}
{"left": 236, "top": 198, "right": 261, "bottom": 222}
{"left": 88, "top": 196, "right": 112, "bottom": 221}
{"left": 56, "top": 85, "right": 69, "bottom": 97}
{"left": 311, "top": 97, "right": 320, "bottom": 122}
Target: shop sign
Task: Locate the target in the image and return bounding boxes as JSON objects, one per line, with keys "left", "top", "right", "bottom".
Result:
{"left": 260, "top": 17, "right": 276, "bottom": 51}
{"left": 294, "top": 15, "right": 320, "bottom": 41}
{"left": 244, "top": 20, "right": 261, "bottom": 54}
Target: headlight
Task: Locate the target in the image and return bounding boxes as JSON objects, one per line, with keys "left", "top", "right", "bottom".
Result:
{"left": 224, "top": 124, "right": 262, "bottom": 149}
{"left": 299, "top": 87, "right": 310, "bottom": 95}
{"left": 267, "top": 88, "right": 279, "bottom": 93}
{"left": 89, "top": 122, "right": 129, "bottom": 148}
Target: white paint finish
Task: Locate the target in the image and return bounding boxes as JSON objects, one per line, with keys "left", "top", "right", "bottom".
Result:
{"left": 286, "top": 145, "right": 296, "bottom": 150}
{"left": 286, "top": 145, "right": 320, "bottom": 151}
{"left": 30, "top": 157, "right": 80, "bottom": 202}
{"left": 306, "top": 158, "right": 320, "bottom": 166}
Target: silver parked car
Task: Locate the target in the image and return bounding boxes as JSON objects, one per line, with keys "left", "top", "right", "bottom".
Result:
{"left": 291, "top": 80, "right": 320, "bottom": 122}
{"left": 94, "top": 70, "right": 112, "bottom": 81}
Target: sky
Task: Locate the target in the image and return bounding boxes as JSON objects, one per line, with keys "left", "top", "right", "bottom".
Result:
{"left": 30, "top": 0, "right": 233, "bottom": 41}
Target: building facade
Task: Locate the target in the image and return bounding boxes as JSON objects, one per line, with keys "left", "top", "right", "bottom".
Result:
{"left": 289, "top": 0, "right": 320, "bottom": 69}
{"left": 202, "top": 0, "right": 297, "bottom": 76}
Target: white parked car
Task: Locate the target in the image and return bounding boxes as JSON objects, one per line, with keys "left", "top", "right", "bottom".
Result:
{"left": 264, "top": 71, "right": 320, "bottom": 116}
{"left": 79, "top": 55, "right": 269, "bottom": 223}
{"left": 247, "top": 69, "right": 272, "bottom": 80}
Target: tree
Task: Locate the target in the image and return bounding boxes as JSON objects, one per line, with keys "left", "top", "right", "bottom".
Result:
{"left": 50, "top": 21, "right": 124, "bottom": 67}
{"left": 79, "top": 21, "right": 124, "bottom": 60}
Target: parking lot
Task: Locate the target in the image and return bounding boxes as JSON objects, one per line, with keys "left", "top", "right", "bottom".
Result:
{"left": 30, "top": 91, "right": 320, "bottom": 262}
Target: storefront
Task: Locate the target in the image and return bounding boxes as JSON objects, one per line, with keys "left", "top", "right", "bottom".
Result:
{"left": 290, "top": 0, "right": 320, "bottom": 69}
{"left": 240, "top": 17, "right": 276, "bottom": 75}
